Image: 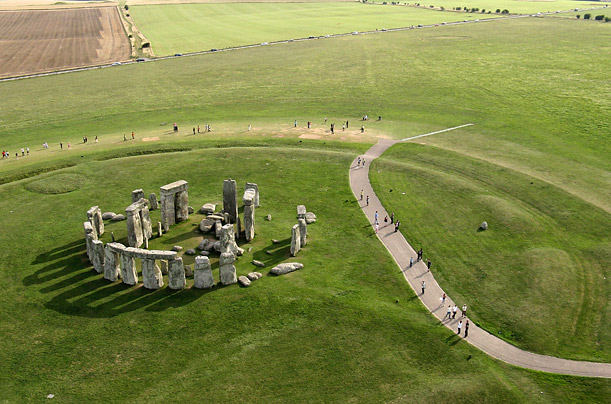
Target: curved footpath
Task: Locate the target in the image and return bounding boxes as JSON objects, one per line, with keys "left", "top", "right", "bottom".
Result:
{"left": 349, "top": 138, "right": 611, "bottom": 378}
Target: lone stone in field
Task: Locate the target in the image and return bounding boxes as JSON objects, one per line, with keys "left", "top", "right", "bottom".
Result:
{"left": 148, "top": 193, "right": 158, "bottom": 210}
{"left": 223, "top": 179, "right": 238, "bottom": 224}
{"left": 132, "top": 189, "right": 145, "bottom": 203}
{"left": 194, "top": 256, "right": 214, "bottom": 289}
{"left": 481, "top": 221, "right": 488, "bottom": 230}
{"left": 270, "top": 262, "right": 304, "bottom": 275}
{"left": 160, "top": 180, "right": 189, "bottom": 232}
{"left": 125, "top": 198, "right": 153, "bottom": 248}
{"left": 290, "top": 224, "right": 301, "bottom": 256}
{"left": 168, "top": 257, "right": 186, "bottom": 290}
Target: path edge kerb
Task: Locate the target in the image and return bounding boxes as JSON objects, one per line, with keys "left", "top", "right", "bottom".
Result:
{"left": 348, "top": 138, "right": 611, "bottom": 378}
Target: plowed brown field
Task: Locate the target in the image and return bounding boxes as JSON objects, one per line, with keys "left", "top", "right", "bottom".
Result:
{"left": 0, "top": 7, "right": 130, "bottom": 78}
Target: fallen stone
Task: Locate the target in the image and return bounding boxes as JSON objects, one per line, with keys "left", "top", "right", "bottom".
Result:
{"left": 266, "top": 214, "right": 272, "bottom": 221}
{"left": 248, "top": 247, "right": 253, "bottom": 252}
{"left": 266, "top": 250, "right": 273, "bottom": 255}
{"left": 199, "top": 203, "right": 216, "bottom": 215}
{"left": 254, "top": 271, "right": 263, "bottom": 279}
{"left": 238, "top": 276, "right": 251, "bottom": 287}
{"left": 187, "top": 206, "right": 194, "bottom": 214}
{"left": 199, "top": 218, "right": 215, "bottom": 233}
{"left": 185, "top": 249, "right": 196, "bottom": 255}
{"left": 207, "top": 214, "right": 225, "bottom": 222}
{"left": 199, "top": 250, "right": 210, "bottom": 256}
{"left": 305, "top": 212, "right": 316, "bottom": 224}
{"left": 102, "top": 212, "right": 116, "bottom": 220}
{"left": 111, "top": 214, "right": 126, "bottom": 222}
{"left": 272, "top": 239, "right": 280, "bottom": 244}
{"left": 270, "top": 262, "right": 304, "bottom": 275}
{"left": 247, "top": 272, "right": 258, "bottom": 281}
{"left": 197, "top": 239, "right": 209, "bottom": 250}
{"left": 172, "top": 246, "right": 183, "bottom": 252}
{"left": 252, "top": 260, "right": 266, "bottom": 267}
{"left": 205, "top": 242, "right": 217, "bottom": 252}
{"left": 481, "top": 221, "right": 488, "bottom": 230}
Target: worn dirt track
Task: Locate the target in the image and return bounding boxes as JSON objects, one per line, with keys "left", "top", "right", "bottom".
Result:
{"left": 0, "top": 7, "right": 130, "bottom": 78}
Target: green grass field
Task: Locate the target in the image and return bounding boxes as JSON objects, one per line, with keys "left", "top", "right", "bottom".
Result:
{"left": 0, "top": 12, "right": 610, "bottom": 402}
{"left": 383, "top": 0, "right": 606, "bottom": 14}
{"left": 129, "top": 2, "right": 497, "bottom": 55}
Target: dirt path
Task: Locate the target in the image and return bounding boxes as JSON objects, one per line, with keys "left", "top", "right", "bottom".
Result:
{"left": 349, "top": 136, "right": 611, "bottom": 378}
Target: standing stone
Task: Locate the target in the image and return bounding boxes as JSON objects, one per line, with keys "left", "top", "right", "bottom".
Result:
{"left": 104, "top": 244, "right": 122, "bottom": 282}
{"left": 223, "top": 179, "right": 238, "bottom": 224}
{"left": 132, "top": 189, "right": 145, "bottom": 203}
{"left": 91, "top": 240, "right": 105, "bottom": 273}
{"left": 126, "top": 207, "right": 144, "bottom": 248}
{"left": 290, "top": 224, "right": 301, "bottom": 256}
{"left": 219, "top": 252, "right": 237, "bottom": 285}
{"left": 148, "top": 193, "right": 158, "bottom": 210}
{"left": 168, "top": 257, "right": 186, "bottom": 290}
{"left": 297, "top": 205, "right": 306, "bottom": 220}
{"left": 184, "top": 265, "right": 193, "bottom": 277}
{"left": 83, "top": 221, "right": 95, "bottom": 260}
{"left": 158, "top": 221, "right": 163, "bottom": 237}
{"left": 298, "top": 218, "right": 307, "bottom": 247}
{"left": 140, "top": 204, "right": 153, "bottom": 240}
{"left": 220, "top": 224, "right": 239, "bottom": 255}
{"left": 194, "top": 256, "right": 214, "bottom": 289}
{"left": 160, "top": 190, "right": 175, "bottom": 231}
{"left": 245, "top": 182, "right": 259, "bottom": 207}
{"left": 87, "top": 206, "right": 104, "bottom": 237}
{"left": 142, "top": 258, "right": 163, "bottom": 289}
{"left": 175, "top": 191, "right": 189, "bottom": 222}
{"left": 160, "top": 259, "right": 168, "bottom": 275}
{"left": 120, "top": 252, "right": 138, "bottom": 285}
{"left": 244, "top": 205, "right": 255, "bottom": 241}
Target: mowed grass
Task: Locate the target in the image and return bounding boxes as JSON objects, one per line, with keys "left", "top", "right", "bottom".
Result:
{"left": 389, "top": 0, "right": 605, "bottom": 13}
{"left": 129, "top": 2, "right": 495, "bottom": 55}
{"left": 370, "top": 143, "right": 610, "bottom": 361}
{"left": 0, "top": 146, "right": 609, "bottom": 403}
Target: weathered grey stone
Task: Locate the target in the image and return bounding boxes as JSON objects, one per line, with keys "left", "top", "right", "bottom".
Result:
{"left": 220, "top": 224, "right": 239, "bottom": 255}
{"left": 160, "top": 259, "right": 168, "bottom": 275}
{"left": 148, "top": 193, "right": 158, "bottom": 210}
{"left": 120, "top": 253, "right": 138, "bottom": 285}
{"left": 123, "top": 248, "right": 177, "bottom": 261}
{"left": 245, "top": 182, "right": 259, "bottom": 207}
{"left": 290, "top": 224, "right": 301, "bottom": 257}
{"left": 104, "top": 245, "right": 121, "bottom": 281}
{"left": 111, "top": 214, "right": 126, "bottom": 221}
{"left": 184, "top": 264, "right": 193, "bottom": 277}
{"left": 305, "top": 212, "right": 316, "bottom": 224}
{"left": 298, "top": 218, "right": 307, "bottom": 247}
{"left": 126, "top": 209, "right": 144, "bottom": 248}
{"left": 91, "top": 240, "right": 105, "bottom": 273}
{"left": 252, "top": 260, "right": 266, "bottom": 267}
{"left": 270, "top": 262, "right": 304, "bottom": 275}
{"left": 87, "top": 206, "right": 104, "bottom": 237}
{"left": 205, "top": 241, "right": 217, "bottom": 252}
{"left": 247, "top": 272, "right": 258, "bottom": 281}
{"left": 194, "top": 256, "right": 214, "bottom": 289}
{"left": 266, "top": 214, "right": 272, "bottom": 221}
{"left": 272, "top": 239, "right": 280, "bottom": 244}
{"left": 207, "top": 214, "right": 225, "bottom": 222}
{"left": 160, "top": 191, "right": 175, "bottom": 231}
{"left": 297, "top": 205, "right": 306, "bottom": 219}
{"left": 106, "top": 242, "right": 126, "bottom": 254}
{"left": 224, "top": 212, "right": 230, "bottom": 224}
{"left": 199, "top": 203, "right": 216, "bottom": 215}
{"left": 172, "top": 246, "right": 183, "bottom": 252}
{"left": 244, "top": 204, "right": 255, "bottom": 242}
{"left": 187, "top": 206, "right": 194, "bottom": 214}
{"left": 223, "top": 179, "right": 238, "bottom": 224}
{"left": 199, "top": 250, "right": 210, "bottom": 256}
{"left": 102, "top": 212, "right": 116, "bottom": 220}
{"left": 91, "top": 240, "right": 104, "bottom": 272}
{"left": 197, "top": 239, "right": 209, "bottom": 250}
{"left": 243, "top": 188, "right": 256, "bottom": 205}
{"left": 238, "top": 276, "right": 251, "bottom": 287}
{"left": 215, "top": 220, "right": 222, "bottom": 238}
{"left": 140, "top": 204, "right": 153, "bottom": 240}
{"left": 219, "top": 252, "right": 237, "bottom": 285}
{"left": 481, "top": 221, "right": 488, "bottom": 230}
{"left": 142, "top": 258, "right": 163, "bottom": 289}
{"left": 175, "top": 191, "right": 189, "bottom": 223}
{"left": 254, "top": 271, "right": 262, "bottom": 279}
{"left": 185, "top": 249, "right": 196, "bottom": 256}
{"left": 168, "top": 258, "right": 186, "bottom": 290}
{"left": 157, "top": 221, "right": 163, "bottom": 237}
{"left": 83, "top": 221, "right": 95, "bottom": 260}
{"left": 237, "top": 247, "right": 244, "bottom": 256}
{"left": 199, "top": 218, "right": 215, "bottom": 233}
{"left": 160, "top": 180, "right": 188, "bottom": 194}
{"left": 132, "top": 189, "right": 144, "bottom": 203}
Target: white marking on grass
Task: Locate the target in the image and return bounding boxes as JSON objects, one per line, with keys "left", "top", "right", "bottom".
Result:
{"left": 400, "top": 123, "right": 474, "bottom": 142}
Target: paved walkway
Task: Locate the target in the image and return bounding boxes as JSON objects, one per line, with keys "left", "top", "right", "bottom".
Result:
{"left": 349, "top": 137, "right": 611, "bottom": 378}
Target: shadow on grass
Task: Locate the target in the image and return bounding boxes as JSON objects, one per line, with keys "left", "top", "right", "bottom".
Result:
{"left": 24, "top": 239, "right": 227, "bottom": 318}
{"left": 251, "top": 238, "right": 292, "bottom": 271}
{"left": 445, "top": 332, "right": 462, "bottom": 347}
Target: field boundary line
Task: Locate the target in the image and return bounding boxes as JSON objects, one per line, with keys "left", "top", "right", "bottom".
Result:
{"left": 400, "top": 123, "right": 473, "bottom": 141}
{"left": 348, "top": 135, "right": 611, "bottom": 378}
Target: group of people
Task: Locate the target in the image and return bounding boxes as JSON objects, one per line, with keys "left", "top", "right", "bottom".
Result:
{"left": 2, "top": 147, "right": 30, "bottom": 159}
{"left": 82, "top": 135, "right": 97, "bottom": 143}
